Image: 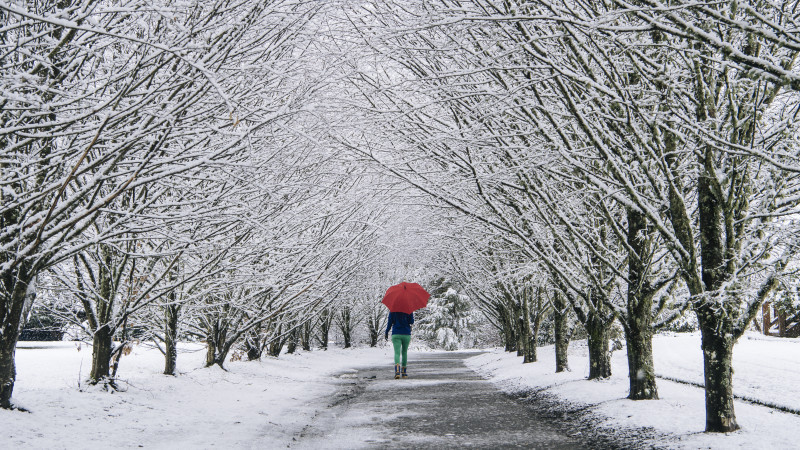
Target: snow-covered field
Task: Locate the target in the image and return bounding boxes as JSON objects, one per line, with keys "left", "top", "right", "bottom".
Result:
{"left": 466, "top": 332, "right": 800, "bottom": 449}
{"left": 2, "top": 342, "right": 391, "bottom": 449}
{"left": 5, "top": 333, "right": 799, "bottom": 449}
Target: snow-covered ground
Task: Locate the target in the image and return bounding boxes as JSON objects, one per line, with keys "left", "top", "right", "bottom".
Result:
{"left": 5, "top": 333, "right": 799, "bottom": 449}
{"left": 2, "top": 341, "right": 392, "bottom": 449}
{"left": 466, "top": 332, "right": 800, "bottom": 449}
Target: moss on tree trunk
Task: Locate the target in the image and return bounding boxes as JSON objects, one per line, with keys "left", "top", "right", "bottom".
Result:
{"left": 286, "top": 328, "right": 297, "bottom": 354}
{"left": 301, "top": 322, "right": 311, "bottom": 351}
{"left": 89, "top": 325, "right": 113, "bottom": 384}
{"left": 586, "top": 313, "right": 612, "bottom": 379}
{"left": 699, "top": 320, "right": 738, "bottom": 432}
{"left": 695, "top": 171, "right": 740, "bottom": 432}
{"left": 164, "top": 304, "right": 179, "bottom": 375}
{"left": 625, "top": 207, "right": 658, "bottom": 400}
{"left": 624, "top": 325, "right": 658, "bottom": 399}
{"left": 553, "top": 292, "right": 570, "bottom": 373}
{"left": 0, "top": 266, "right": 30, "bottom": 408}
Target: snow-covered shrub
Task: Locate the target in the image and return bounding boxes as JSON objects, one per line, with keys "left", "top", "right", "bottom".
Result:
{"left": 773, "top": 279, "right": 799, "bottom": 316}
{"left": 416, "top": 287, "right": 486, "bottom": 350}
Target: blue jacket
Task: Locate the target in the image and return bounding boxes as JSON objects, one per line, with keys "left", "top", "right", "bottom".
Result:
{"left": 385, "top": 312, "right": 414, "bottom": 336}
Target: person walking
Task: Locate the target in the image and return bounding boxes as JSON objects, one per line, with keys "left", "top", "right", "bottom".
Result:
{"left": 385, "top": 311, "right": 414, "bottom": 379}
{"left": 381, "top": 281, "right": 429, "bottom": 379}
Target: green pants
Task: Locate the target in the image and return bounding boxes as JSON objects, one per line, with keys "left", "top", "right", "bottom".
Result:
{"left": 391, "top": 334, "right": 411, "bottom": 366}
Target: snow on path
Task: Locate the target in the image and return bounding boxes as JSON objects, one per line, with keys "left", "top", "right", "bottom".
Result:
{"left": 291, "top": 351, "right": 583, "bottom": 449}
{"left": 466, "top": 332, "right": 800, "bottom": 449}
{"left": 2, "top": 342, "right": 392, "bottom": 449}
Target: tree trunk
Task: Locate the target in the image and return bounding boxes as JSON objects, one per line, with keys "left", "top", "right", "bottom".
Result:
{"left": 0, "top": 339, "right": 16, "bottom": 410}
{"left": 522, "top": 289, "right": 535, "bottom": 363}
{"left": 206, "top": 336, "right": 216, "bottom": 367}
{"left": 696, "top": 170, "right": 739, "bottom": 432}
{"left": 244, "top": 322, "right": 263, "bottom": 361}
{"left": 205, "top": 328, "right": 230, "bottom": 369}
{"left": 529, "top": 290, "right": 544, "bottom": 364}
{"left": 586, "top": 313, "right": 612, "bottom": 379}
{"left": 368, "top": 318, "right": 379, "bottom": 347}
{"left": 0, "top": 265, "right": 30, "bottom": 408}
{"left": 89, "top": 325, "right": 113, "bottom": 383}
{"left": 164, "top": 304, "right": 179, "bottom": 376}
{"left": 89, "top": 244, "right": 115, "bottom": 385}
{"left": 624, "top": 325, "right": 657, "bottom": 399}
{"left": 319, "top": 327, "right": 329, "bottom": 350}
{"left": 342, "top": 331, "right": 351, "bottom": 348}
{"left": 301, "top": 322, "right": 311, "bottom": 351}
{"left": 287, "top": 328, "right": 297, "bottom": 354}
{"left": 246, "top": 335, "right": 262, "bottom": 361}
{"left": 267, "top": 338, "right": 283, "bottom": 357}
{"left": 502, "top": 317, "right": 514, "bottom": 352}
{"left": 318, "top": 312, "right": 331, "bottom": 350}
{"left": 516, "top": 305, "right": 525, "bottom": 358}
{"left": 553, "top": 291, "right": 570, "bottom": 373}
{"left": 625, "top": 207, "right": 658, "bottom": 399}
{"left": 497, "top": 303, "right": 516, "bottom": 352}
{"left": 699, "top": 315, "right": 739, "bottom": 432}
{"left": 339, "top": 308, "right": 352, "bottom": 349}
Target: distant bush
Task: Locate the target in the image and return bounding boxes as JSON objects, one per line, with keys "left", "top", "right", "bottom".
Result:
{"left": 19, "top": 304, "right": 69, "bottom": 341}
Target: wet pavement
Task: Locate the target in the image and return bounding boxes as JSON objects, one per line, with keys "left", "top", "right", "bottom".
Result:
{"left": 290, "top": 352, "right": 585, "bottom": 449}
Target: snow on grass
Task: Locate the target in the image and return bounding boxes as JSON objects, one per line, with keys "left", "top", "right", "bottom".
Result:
{"left": 466, "top": 332, "right": 800, "bottom": 449}
{"left": 3, "top": 341, "right": 392, "bottom": 449}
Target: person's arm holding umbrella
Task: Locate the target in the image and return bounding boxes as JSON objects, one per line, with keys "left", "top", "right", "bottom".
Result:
{"left": 385, "top": 312, "right": 395, "bottom": 341}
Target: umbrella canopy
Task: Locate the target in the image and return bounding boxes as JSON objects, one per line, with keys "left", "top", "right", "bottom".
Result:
{"left": 381, "top": 282, "right": 430, "bottom": 314}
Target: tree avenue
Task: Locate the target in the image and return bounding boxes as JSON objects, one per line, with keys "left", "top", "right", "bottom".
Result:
{"left": 2, "top": 0, "right": 799, "bottom": 436}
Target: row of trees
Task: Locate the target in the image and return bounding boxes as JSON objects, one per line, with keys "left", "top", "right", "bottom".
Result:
{"left": 0, "top": 0, "right": 434, "bottom": 407}
{"left": 5, "top": 0, "right": 799, "bottom": 436}
{"left": 343, "top": 0, "right": 800, "bottom": 434}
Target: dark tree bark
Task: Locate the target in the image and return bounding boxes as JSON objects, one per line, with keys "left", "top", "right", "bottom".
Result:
{"left": 0, "top": 263, "right": 31, "bottom": 408}
{"left": 317, "top": 309, "right": 332, "bottom": 350}
{"left": 553, "top": 291, "right": 570, "bottom": 373}
{"left": 368, "top": 318, "right": 379, "bottom": 347}
{"left": 301, "top": 322, "right": 311, "bottom": 351}
{"left": 586, "top": 312, "right": 612, "bottom": 379}
{"left": 89, "top": 325, "right": 113, "bottom": 383}
{"left": 522, "top": 288, "right": 536, "bottom": 363}
{"left": 244, "top": 322, "right": 263, "bottom": 361}
{"left": 341, "top": 332, "right": 351, "bottom": 348}
{"left": 246, "top": 334, "right": 262, "bottom": 361}
{"left": 205, "top": 321, "right": 230, "bottom": 368}
{"left": 516, "top": 301, "right": 526, "bottom": 358}
{"left": 696, "top": 172, "right": 739, "bottom": 432}
{"left": 624, "top": 323, "right": 657, "bottom": 399}
{"left": 528, "top": 288, "right": 546, "bottom": 364}
{"left": 88, "top": 245, "right": 117, "bottom": 385}
{"left": 624, "top": 208, "right": 659, "bottom": 400}
{"left": 367, "top": 307, "right": 384, "bottom": 347}
{"left": 337, "top": 307, "right": 353, "bottom": 349}
{"left": 499, "top": 303, "right": 517, "bottom": 352}
{"left": 560, "top": 284, "right": 613, "bottom": 379}
{"left": 699, "top": 316, "right": 737, "bottom": 432}
{"left": 206, "top": 336, "right": 216, "bottom": 367}
{"left": 267, "top": 324, "right": 283, "bottom": 357}
{"left": 267, "top": 342, "right": 282, "bottom": 357}
{"left": 286, "top": 327, "right": 297, "bottom": 354}
{"left": 163, "top": 303, "right": 180, "bottom": 376}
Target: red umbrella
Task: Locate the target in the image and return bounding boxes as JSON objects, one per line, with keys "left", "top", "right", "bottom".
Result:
{"left": 381, "top": 282, "right": 430, "bottom": 314}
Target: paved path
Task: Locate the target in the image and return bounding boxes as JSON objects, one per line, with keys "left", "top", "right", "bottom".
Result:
{"left": 290, "top": 352, "right": 584, "bottom": 449}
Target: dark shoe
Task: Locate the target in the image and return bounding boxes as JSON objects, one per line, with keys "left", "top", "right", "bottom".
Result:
{"left": 401, "top": 366, "right": 408, "bottom": 378}
{"left": 394, "top": 364, "right": 400, "bottom": 379}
